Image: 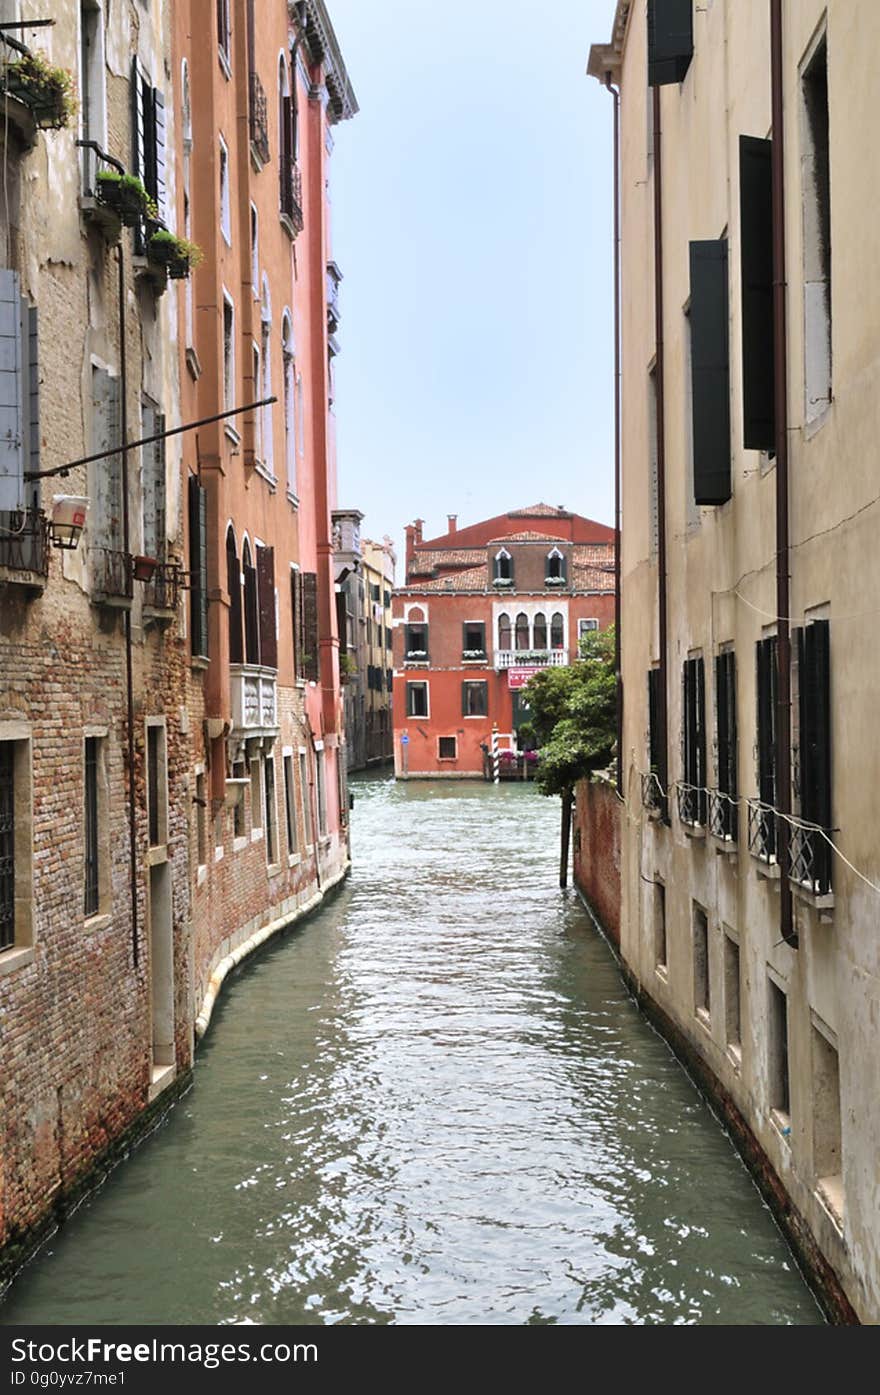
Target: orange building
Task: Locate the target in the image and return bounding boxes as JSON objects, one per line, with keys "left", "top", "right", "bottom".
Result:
{"left": 393, "top": 505, "right": 615, "bottom": 779}
{"left": 174, "top": 0, "right": 356, "bottom": 1032}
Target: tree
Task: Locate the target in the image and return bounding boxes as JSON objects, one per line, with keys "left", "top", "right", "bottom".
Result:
{"left": 526, "top": 626, "right": 616, "bottom": 885}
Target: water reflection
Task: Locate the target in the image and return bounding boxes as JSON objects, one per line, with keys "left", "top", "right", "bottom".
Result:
{"left": 1, "top": 776, "right": 821, "bottom": 1325}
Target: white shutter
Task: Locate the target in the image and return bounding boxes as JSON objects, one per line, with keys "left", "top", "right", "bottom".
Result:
{"left": 0, "top": 270, "right": 23, "bottom": 512}
{"left": 153, "top": 88, "right": 167, "bottom": 223}
{"left": 91, "top": 367, "right": 122, "bottom": 551}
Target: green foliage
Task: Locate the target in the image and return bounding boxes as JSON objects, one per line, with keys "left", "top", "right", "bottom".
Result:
{"left": 4, "top": 51, "right": 78, "bottom": 128}
{"left": 526, "top": 625, "right": 616, "bottom": 798}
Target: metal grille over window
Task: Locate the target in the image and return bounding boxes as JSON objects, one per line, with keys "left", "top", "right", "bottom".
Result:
{"left": 792, "top": 620, "right": 832, "bottom": 895}
{"left": 0, "top": 744, "right": 14, "bottom": 950}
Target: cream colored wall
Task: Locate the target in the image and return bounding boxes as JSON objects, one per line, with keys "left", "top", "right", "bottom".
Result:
{"left": 617, "top": 0, "right": 880, "bottom": 1322}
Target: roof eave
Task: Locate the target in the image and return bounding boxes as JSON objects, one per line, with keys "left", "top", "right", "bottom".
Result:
{"left": 586, "top": 0, "right": 632, "bottom": 85}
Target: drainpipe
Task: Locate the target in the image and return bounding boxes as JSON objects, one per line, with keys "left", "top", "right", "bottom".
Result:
{"left": 605, "top": 73, "right": 623, "bottom": 797}
{"left": 652, "top": 85, "right": 670, "bottom": 824}
{"left": 770, "top": 0, "right": 795, "bottom": 945}
{"left": 118, "top": 243, "right": 139, "bottom": 968}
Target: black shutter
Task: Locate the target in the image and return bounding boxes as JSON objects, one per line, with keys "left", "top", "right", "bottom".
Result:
{"left": 802, "top": 621, "right": 831, "bottom": 831}
{"left": 756, "top": 636, "right": 777, "bottom": 807}
{"left": 257, "top": 545, "right": 277, "bottom": 670}
{"left": 227, "top": 532, "right": 243, "bottom": 665}
{"left": 696, "top": 657, "right": 706, "bottom": 822}
{"left": 739, "top": 136, "right": 775, "bottom": 451}
{"left": 244, "top": 559, "right": 259, "bottom": 664}
{"left": 690, "top": 240, "right": 731, "bottom": 506}
{"left": 302, "top": 571, "right": 319, "bottom": 682}
{"left": 291, "top": 569, "right": 301, "bottom": 676}
{"left": 188, "top": 476, "right": 209, "bottom": 659}
{"left": 648, "top": 668, "right": 660, "bottom": 776}
{"left": 648, "top": 0, "right": 693, "bottom": 87}
{"left": 461, "top": 682, "right": 468, "bottom": 718}
{"left": 336, "top": 591, "right": 348, "bottom": 656}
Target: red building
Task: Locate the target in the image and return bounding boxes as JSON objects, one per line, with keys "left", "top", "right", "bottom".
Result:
{"left": 393, "top": 505, "right": 615, "bottom": 778}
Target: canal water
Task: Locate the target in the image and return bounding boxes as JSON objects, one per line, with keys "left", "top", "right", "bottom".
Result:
{"left": 1, "top": 777, "right": 821, "bottom": 1326}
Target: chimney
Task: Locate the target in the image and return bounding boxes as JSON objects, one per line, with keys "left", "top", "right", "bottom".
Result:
{"left": 405, "top": 523, "right": 416, "bottom": 578}
{"left": 447, "top": 514, "right": 457, "bottom": 535}
{"left": 414, "top": 518, "right": 424, "bottom": 544}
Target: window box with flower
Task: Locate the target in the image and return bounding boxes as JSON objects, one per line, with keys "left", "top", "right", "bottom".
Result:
{"left": 3, "top": 51, "right": 77, "bottom": 131}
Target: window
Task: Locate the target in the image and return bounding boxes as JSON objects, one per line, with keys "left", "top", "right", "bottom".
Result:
{"left": 131, "top": 59, "right": 167, "bottom": 229}
{"left": 264, "top": 755, "right": 278, "bottom": 864}
{"left": 493, "top": 548, "right": 513, "bottom": 585}
{"left": 793, "top": 619, "right": 832, "bottom": 894}
{"left": 462, "top": 681, "right": 488, "bottom": 718}
{"left": 315, "top": 750, "right": 327, "bottom": 837}
{"left": 693, "top": 905, "right": 710, "bottom": 1023}
{"left": 811, "top": 1020, "right": 843, "bottom": 1223}
{"left": 801, "top": 34, "right": 831, "bottom": 425}
{"left": 284, "top": 753, "right": 298, "bottom": 855}
{"left": 681, "top": 655, "right": 707, "bottom": 825}
{"left": 654, "top": 882, "right": 667, "bottom": 973}
{"left": 79, "top": 1, "right": 107, "bottom": 195}
{"left": 226, "top": 527, "right": 243, "bottom": 664}
{"left": 195, "top": 769, "right": 207, "bottom": 869}
{"left": 438, "top": 737, "right": 457, "bottom": 760}
{"left": 0, "top": 735, "right": 32, "bottom": 960}
{"left": 754, "top": 634, "right": 778, "bottom": 859}
{"left": 232, "top": 758, "right": 246, "bottom": 839}
{"left": 217, "top": 0, "right": 231, "bottom": 66}
{"left": 0, "top": 272, "right": 40, "bottom": 531}
{"left": 300, "top": 751, "right": 313, "bottom": 844}
{"left": 260, "top": 278, "right": 273, "bottom": 473}
{"left": 689, "top": 239, "right": 731, "bottom": 506}
{"left": 497, "top": 613, "right": 512, "bottom": 650}
{"left": 407, "top": 682, "right": 428, "bottom": 718}
{"left": 141, "top": 399, "right": 166, "bottom": 565}
{"left": 405, "top": 622, "right": 428, "bottom": 660}
{"left": 241, "top": 541, "right": 277, "bottom": 671}
{"left": 768, "top": 977, "right": 790, "bottom": 1124}
{"left": 462, "top": 622, "right": 485, "bottom": 657}
{"left": 84, "top": 737, "right": 101, "bottom": 917}
{"left": 724, "top": 932, "right": 741, "bottom": 1058}
{"left": 514, "top": 612, "right": 530, "bottom": 651}
{"left": 533, "top": 613, "right": 547, "bottom": 650}
{"left": 189, "top": 475, "right": 209, "bottom": 659}
{"left": 219, "top": 136, "right": 231, "bottom": 244}
{"left": 146, "top": 721, "right": 168, "bottom": 849}
{"left": 251, "top": 343, "right": 262, "bottom": 462}
{"left": 578, "top": 619, "right": 600, "bottom": 642}
{"left": 223, "top": 293, "right": 235, "bottom": 413}
{"left": 282, "top": 313, "right": 296, "bottom": 496}
{"left": 714, "top": 649, "right": 737, "bottom": 839}
{"left": 250, "top": 203, "right": 259, "bottom": 293}
{"left": 546, "top": 547, "right": 566, "bottom": 583}
{"left": 250, "top": 757, "right": 262, "bottom": 835}
{"left": 647, "top": 0, "right": 693, "bottom": 86}
{"left": 291, "top": 570, "right": 319, "bottom": 682}
{"left": 550, "top": 612, "right": 565, "bottom": 650}
{"left": 646, "top": 666, "right": 666, "bottom": 817}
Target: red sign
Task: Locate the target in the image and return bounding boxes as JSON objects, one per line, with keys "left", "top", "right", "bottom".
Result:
{"left": 508, "top": 667, "right": 539, "bottom": 690}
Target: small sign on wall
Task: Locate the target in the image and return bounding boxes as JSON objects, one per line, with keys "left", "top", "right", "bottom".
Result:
{"left": 508, "top": 667, "right": 539, "bottom": 690}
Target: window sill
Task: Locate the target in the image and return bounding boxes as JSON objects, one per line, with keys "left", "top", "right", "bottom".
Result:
{"left": 695, "top": 1006, "right": 711, "bottom": 1034}
{"left": 753, "top": 855, "right": 780, "bottom": 881}
{"left": 319, "top": 834, "right": 332, "bottom": 849}
{"left": 279, "top": 212, "right": 298, "bottom": 241}
{"left": 711, "top": 833, "right": 738, "bottom": 856}
{"left": 191, "top": 655, "right": 210, "bottom": 672}
{"left": 287, "top": 490, "right": 300, "bottom": 510}
{"left": 0, "top": 565, "right": 47, "bottom": 593}
{"left": 224, "top": 422, "right": 241, "bottom": 448}
{"left": 84, "top": 912, "right": 112, "bottom": 935}
{"left": 0, "top": 945, "right": 35, "bottom": 976}
{"left": 148, "top": 1062, "right": 177, "bottom": 1104}
{"left": 218, "top": 47, "right": 232, "bottom": 80}
{"left": 287, "top": 852, "right": 301, "bottom": 868}
{"left": 267, "top": 860, "right": 283, "bottom": 877}
{"left": 213, "top": 844, "right": 224, "bottom": 863}
{"left": 196, "top": 864, "right": 208, "bottom": 888}
{"left": 233, "top": 835, "right": 248, "bottom": 854}
{"left": 726, "top": 1043, "right": 742, "bottom": 1072}
{"left": 804, "top": 403, "right": 832, "bottom": 442}
{"left": 790, "top": 879, "right": 835, "bottom": 915}
{"left": 251, "top": 828, "right": 264, "bottom": 843}
{"left": 815, "top": 1177, "right": 844, "bottom": 1233}
{"left": 186, "top": 346, "right": 202, "bottom": 381}
{"left": 654, "top": 963, "right": 668, "bottom": 984}
{"left": 770, "top": 1108, "right": 792, "bottom": 1145}
{"left": 254, "top": 462, "right": 277, "bottom": 492}
{"left": 681, "top": 821, "right": 706, "bottom": 839}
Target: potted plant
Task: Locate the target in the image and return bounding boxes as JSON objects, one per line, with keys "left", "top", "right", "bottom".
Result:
{"left": 95, "top": 170, "right": 152, "bottom": 226}
{"left": 132, "top": 555, "right": 158, "bottom": 582}
{"left": 3, "top": 51, "right": 77, "bottom": 129}
{"left": 339, "top": 653, "right": 358, "bottom": 683}
{"left": 146, "top": 230, "right": 204, "bottom": 280}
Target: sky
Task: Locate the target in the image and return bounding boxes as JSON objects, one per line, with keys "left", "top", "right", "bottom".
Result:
{"left": 326, "top": 0, "right": 617, "bottom": 565}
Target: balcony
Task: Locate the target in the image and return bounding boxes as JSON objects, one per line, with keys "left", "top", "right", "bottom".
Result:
{"left": 677, "top": 782, "right": 707, "bottom": 831}
{"left": 90, "top": 547, "right": 133, "bottom": 606}
{"left": 461, "top": 649, "right": 487, "bottom": 664}
{"left": 142, "top": 561, "right": 182, "bottom": 621}
{"left": 404, "top": 649, "right": 430, "bottom": 667}
{"left": 0, "top": 508, "right": 50, "bottom": 588}
{"left": 230, "top": 664, "right": 278, "bottom": 736}
{"left": 708, "top": 789, "right": 738, "bottom": 844}
{"left": 249, "top": 71, "right": 270, "bottom": 166}
{"left": 280, "top": 160, "right": 304, "bottom": 235}
{"left": 327, "top": 262, "right": 342, "bottom": 333}
{"left": 494, "top": 649, "right": 568, "bottom": 670}
{"left": 641, "top": 770, "right": 665, "bottom": 817}
{"left": 790, "top": 821, "right": 833, "bottom": 898}
{"left": 747, "top": 799, "right": 777, "bottom": 865}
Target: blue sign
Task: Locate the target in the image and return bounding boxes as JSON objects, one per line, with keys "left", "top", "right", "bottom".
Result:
{"left": 401, "top": 733, "right": 409, "bottom": 745}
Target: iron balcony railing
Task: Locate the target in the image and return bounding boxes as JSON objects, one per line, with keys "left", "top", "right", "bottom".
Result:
{"left": 641, "top": 769, "right": 664, "bottom": 814}
{"left": 790, "top": 821, "right": 833, "bottom": 897}
{"left": 281, "top": 160, "right": 304, "bottom": 234}
{"left": 143, "top": 562, "right": 181, "bottom": 613}
{"left": 708, "top": 788, "right": 738, "bottom": 843}
{"left": 0, "top": 508, "right": 50, "bottom": 579}
{"left": 249, "top": 71, "right": 270, "bottom": 165}
{"left": 494, "top": 649, "right": 568, "bottom": 670}
{"left": 91, "top": 547, "right": 133, "bottom": 602}
{"left": 747, "top": 799, "right": 777, "bottom": 863}
{"left": 677, "top": 782, "right": 707, "bottom": 828}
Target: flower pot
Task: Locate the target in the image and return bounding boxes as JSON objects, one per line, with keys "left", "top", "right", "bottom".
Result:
{"left": 132, "top": 555, "right": 158, "bottom": 582}
{"left": 97, "top": 181, "right": 149, "bottom": 227}
{"left": 4, "top": 68, "right": 73, "bottom": 130}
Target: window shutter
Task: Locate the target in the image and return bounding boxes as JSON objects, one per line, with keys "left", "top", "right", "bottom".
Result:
{"left": 689, "top": 240, "right": 731, "bottom": 506}
{"left": 244, "top": 558, "right": 259, "bottom": 664}
{"left": 257, "top": 545, "right": 277, "bottom": 670}
{"left": 336, "top": 591, "right": 348, "bottom": 656}
{"left": 647, "top": 0, "right": 694, "bottom": 87}
{"left": 142, "top": 410, "right": 166, "bottom": 561}
{"left": 695, "top": 656, "right": 706, "bottom": 821}
{"left": 756, "top": 636, "right": 776, "bottom": 807}
{"left": 227, "top": 534, "right": 243, "bottom": 665}
{"left": 188, "top": 475, "right": 209, "bottom": 658}
{"left": 739, "top": 136, "right": 775, "bottom": 451}
{"left": 91, "top": 369, "right": 122, "bottom": 552}
{"left": 27, "top": 302, "right": 39, "bottom": 488}
{"left": 802, "top": 621, "right": 831, "bottom": 829}
{"left": 461, "top": 682, "right": 468, "bottom": 718}
{"left": 0, "top": 269, "right": 23, "bottom": 513}
{"left": 152, "top": 88, "right": 167, "bottom": 223}
{"left": 302, "top": 570, "right": 319, "bottom": 682}
{"left": 291, "top": 569, "right": 301, "bottom": 676}
{"left": 131, "top": 57, "right": 144, "bottom": 179}
{"left": 648, "top": 668, "right": 660, "bottom": 774}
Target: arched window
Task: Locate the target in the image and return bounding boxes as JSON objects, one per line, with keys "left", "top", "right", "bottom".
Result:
{"left": 498, "top": 613, "right": 512, "bottom": 650}
{"left": 282, "top": 311, "right": 295, "bottom": 495}
{"left": 242, "top": 538, "right": 260, "bottom": 665}
{"left": 550, "top": 612, "right": 565, "bottom": 650}
{"left": 533, "top": 612, "right": 547, "bottom": 650}
{"left": 493, "top": 548, "right": 513, "bottom": 584}
{"left": 226, "top": 526, "right": 243, "bottom": 664}
{"left": 515, "top": 612, "right": 530, "bottom": 651}
{"left": 546, "top": 547, "right": 566, "bottom": 581}
{"left": 261, "top": 276, "right": 273, "bottom": 472}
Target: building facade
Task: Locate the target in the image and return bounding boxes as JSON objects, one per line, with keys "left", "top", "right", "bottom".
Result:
{"left": 393, "top": 506, "right": 615, "bottom": 779}
{"left": 589, "top": 0, "right": 880, "bottom": 1321}
{"left": 333, "top": 511, "right": 394, "bottom": 772}
{"left": 0, "top": 0, "right": 356, "bottom": 1287}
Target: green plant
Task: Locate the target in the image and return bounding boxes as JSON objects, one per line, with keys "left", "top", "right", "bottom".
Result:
{"left": 95, "top": 170, "right": 153, "bottom": 225}
{"left": 146, "top": 230, "right": 204, "bottom": 278}
{"left": 526, "top": 625, "right": 616, "bottom": 799}
{"left": 339, "top": 653, "right": 358, "bottom": 678}
{"left": 3, "top": 51, "right": 78, "bottom": 129}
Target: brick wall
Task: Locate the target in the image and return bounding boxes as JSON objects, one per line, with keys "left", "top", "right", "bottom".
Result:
{"left": 573, "top": 774, "right": 621, "bottom": 947}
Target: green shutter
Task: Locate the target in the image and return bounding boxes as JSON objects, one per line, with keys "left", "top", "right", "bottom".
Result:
{"left": 690, "top": 240, "right": 731, "bottom": 506}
